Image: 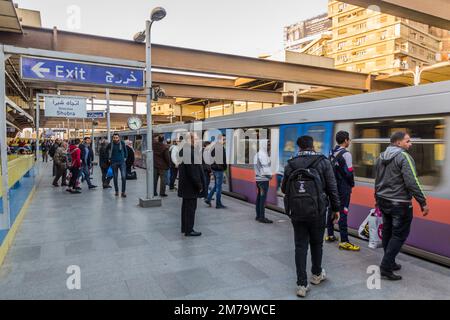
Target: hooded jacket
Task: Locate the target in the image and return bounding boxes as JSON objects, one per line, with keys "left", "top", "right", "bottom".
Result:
{"left": 375, "top": 145, "right": 427, "bottom": 208}
{"left": 281, "top": 151, "right": 341, "bottom": 214}
{"left": 153, "top": 141, "right": 170, "bottom": 170}
{"left": 69, "top": 144, "right": 81, "bottom": 169}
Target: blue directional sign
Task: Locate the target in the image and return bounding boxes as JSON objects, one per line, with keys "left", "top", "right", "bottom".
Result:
{"left": 21, "top": 56, "right": 144, "bottom": 89}
{"left": 86, "top": 111, "right": 105, "bottom": 119}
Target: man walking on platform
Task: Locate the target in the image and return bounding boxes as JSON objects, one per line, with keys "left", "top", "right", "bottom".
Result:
{"left": 375, "top": 131, "right": 429, "bottom": 281}
{"left": 205, "top": 135, "right": 227, "bottom": 209}
{"left": 153, "top": 135, "right": 170, "bottom": 197}
{"left": 99, "top": 139, "right": 112, "bottom": 189}
{"left": 282, "top": 136, "right": 340, "bottom": 298}
{"left": 107, "top": 133, "right": 128, "bottom": 198}
{"left": 53, "top": 141, "right": 68, "bottom": 187}
{"left": 254, "top": 139, "right": 273, "bottom": 224}
{"left": 79, "top": 137, "right": 97, "bottom": 190}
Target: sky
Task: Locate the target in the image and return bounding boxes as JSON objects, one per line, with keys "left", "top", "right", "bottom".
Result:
{"left": 15, "top": 0, "right": 329, "bottom": 57}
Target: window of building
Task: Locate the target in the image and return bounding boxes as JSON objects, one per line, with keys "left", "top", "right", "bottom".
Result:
{"left": 352, "top": 118, "right": 446, "bottom": 187}
{"left": 338, "top": 41, "right": 346, "bottom": 50}
{"left": 355, "top": 36, "right": 366, "bottom": 46}
{"left": 354, "top": 22, "right": 367, "bottom": 31}
{"left": 338, "top": 28, "right": 347, "bottom": 35}
{"left": 379, "top": 16, "right": 388, "bottom": 24}
{"left": 380, "top": 30, "right": 388, "bottom": 40}
{"left": 356, "top": 63, "right": 365, "bottom": 72}
{"left": 338, "top": 3, "right": 348, "bottom": 12}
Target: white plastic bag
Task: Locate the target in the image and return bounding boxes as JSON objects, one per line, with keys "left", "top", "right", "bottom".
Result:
{"left": 358, "top": 210, "right": 372, "bottom": 240}
{"left": 368, "top": 208, "right": 383, "bottom": 249}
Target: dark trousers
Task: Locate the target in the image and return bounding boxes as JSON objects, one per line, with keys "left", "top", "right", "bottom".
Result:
{"left": 292, "top": 220, "right": 325, "bottom": 287}
{"left": 181, "top": 198, "right": 197, "bottom": 234}
{"left": 42, "top": 151, "right": 48, "bottom": 162}
{"left": 378, "top": 198, "right": 413, "bottom": 271}
{"left": 327, "top": 191, "right": 351, "bottom": 242}
{"left": 112, "top": 162, "right": 126, "bottom": 193}
{"left": 101, "top": 166, "right": 112, "bottom": 187}
{"left": 169, "top": 167, "right": 178, "bottom": 190}
{"left": 154, "top": 168, "right": 167, "bottom": 196}
{"left": 53, "top": 165, "right": 67, "bottom": 186}
{"left": 256, "top": 180, "right": 269, "bottom": 219}
{"left": 68, "top": 167, "right": 80, "bottom": 189}
{"left": 204, "top": 170, "right": 211, "bottom": 194}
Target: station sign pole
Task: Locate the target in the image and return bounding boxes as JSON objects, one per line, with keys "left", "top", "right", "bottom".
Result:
{"left": 106, "top": 89, "right": 111, "bottom": 142}
{"left": 0, "top": 45, "right": 11, "bottom": 229}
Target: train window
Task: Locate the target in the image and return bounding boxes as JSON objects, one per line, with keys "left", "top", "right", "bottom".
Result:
{"left": 233, "top": 128, "right": 271, "bottom": 165}
{"left": 352, "top": 118, "right": 445, "bottom": 188}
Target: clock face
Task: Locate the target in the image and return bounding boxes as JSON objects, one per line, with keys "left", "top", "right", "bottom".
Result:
{"left": 128, "top": 117, "right": 142, "bottom": 130}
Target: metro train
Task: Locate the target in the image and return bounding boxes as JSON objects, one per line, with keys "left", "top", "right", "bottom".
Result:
{"left": 100, "top": 81, "right": 450, "bottom": 266}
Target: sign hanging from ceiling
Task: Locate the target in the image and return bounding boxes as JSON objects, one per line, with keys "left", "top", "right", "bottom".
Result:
{"left": 21, "top": 56, "right": 145, "bottom": 89}
{"left": 86, "top": 111, "right": 106, "bottom": 119}
{"left": 44, "top": 95, "right": 87, "bottom": 118}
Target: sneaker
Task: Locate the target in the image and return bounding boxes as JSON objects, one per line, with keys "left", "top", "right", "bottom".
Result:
{"left": 204, "top": 200, "right": 212, "bottom": 207}
{"left": 339, "top": 242, "right": 361, "bottom": 251}
{"left": 160, "top": 194, "right": 168, "bottom": 197}
{"left": 310, "top": 269, "right": 326, "bottom": 285}
{"left": 325, "top": 235, "right": 338, "bottom": 242}
{"left": 259, "top": 218, "right": 273, "bottom": 224}
{"left": 216, "top": 204, "right": 227, "bottom": 209}
{"left": 115, "top": 192, "right": 119, "bottom": 197}
{"left": 296, "top": 285, "right": 310, "bottom": 298}
{"left": 89, "top": 185, "right": 98, "bottom": 189}
{"left": 52, "top": 183, "right": 59, "bottom": 187}
{"left": 71, "top": 190, "right": 82, "bottom": 194}
{"left": 75, "top": 187, "right": 82, "bottom": 191}
{"left": 121, "top": 193, "right": 127, "bottom": 198}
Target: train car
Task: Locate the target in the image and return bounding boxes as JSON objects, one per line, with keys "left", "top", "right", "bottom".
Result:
{"left": 154, "top": 80, "right": 450, "bottom": 266}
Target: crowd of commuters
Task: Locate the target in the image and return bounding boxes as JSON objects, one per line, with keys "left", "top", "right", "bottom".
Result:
{"left": 38, "top": 129, "right": 428, "bottom": 298}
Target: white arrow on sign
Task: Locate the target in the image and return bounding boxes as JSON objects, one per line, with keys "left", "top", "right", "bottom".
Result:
{"left": 31, "top": 62, "right": 50, "bottom": 78}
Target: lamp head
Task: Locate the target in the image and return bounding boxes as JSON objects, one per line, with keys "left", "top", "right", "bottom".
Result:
{"left": 151, "top": 7, "right": 166, "bottom": 22}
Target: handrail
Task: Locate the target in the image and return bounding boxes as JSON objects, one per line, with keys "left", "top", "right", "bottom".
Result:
{"left": 0, "top": 155, "right": 35, "bottom": 193}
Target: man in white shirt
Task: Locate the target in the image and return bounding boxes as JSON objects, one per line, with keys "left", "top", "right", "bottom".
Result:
{"left": 254, "top": 139, "right": 273, "bottom": 224}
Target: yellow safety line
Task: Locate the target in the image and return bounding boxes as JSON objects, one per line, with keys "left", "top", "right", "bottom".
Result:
{"left": 0, "top": 185, "right": 37, "bottom": 267}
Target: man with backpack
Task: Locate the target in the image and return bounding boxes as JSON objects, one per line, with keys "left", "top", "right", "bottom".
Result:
{"left": 281, "top": 135, "right": 340, "bottom": 298}
{"left": 326, "top": 131, "right": 360, "bottom": 251}
{"left": 107, "top": 133, "right": 128, "bottom": 198}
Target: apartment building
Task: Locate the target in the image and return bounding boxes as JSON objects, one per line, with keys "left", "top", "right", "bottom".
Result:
{"left": 327, "top": 0, "right": 442, "bottom": 74}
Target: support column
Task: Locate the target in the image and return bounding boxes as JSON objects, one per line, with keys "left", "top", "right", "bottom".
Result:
{"left": 132, "top": 95, "right": 137, "bottom": 114}
{"left": 106, "top": 89, "right": 111, "bottom": 142}
{"left": 36, "top": 93, "right": 40, "bottom": 163}
{"left": 0, "top": 46, "right": 10, "bottom": 229}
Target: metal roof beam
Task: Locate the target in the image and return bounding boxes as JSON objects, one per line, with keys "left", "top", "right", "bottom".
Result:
{"left": 341, "top": 0, "right": 450, "bottom": 29}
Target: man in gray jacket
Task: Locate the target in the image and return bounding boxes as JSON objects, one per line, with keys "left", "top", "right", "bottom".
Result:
{"left": 375, "top": 131, "right": 430, "bottom": 281}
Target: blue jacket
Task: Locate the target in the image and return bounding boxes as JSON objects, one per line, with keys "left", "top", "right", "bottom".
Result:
{"left": 107, "top": 141, "right": 128, "bottom": 164}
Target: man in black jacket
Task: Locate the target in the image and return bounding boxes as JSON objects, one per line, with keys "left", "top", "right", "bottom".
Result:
{"left": 79, "top": 137, "right": 97, "bottom": 189}
{"left": 99, "top": 139, "right": 112, "bottom": 189}
{"left": 281, "top": 136, "right": 340, "bottom": 298}
{"left": 178, "top": 133, "right": 206, "bottom": 237}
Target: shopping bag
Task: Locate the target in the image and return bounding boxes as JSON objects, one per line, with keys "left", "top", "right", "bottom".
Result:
{"left": 358, "top": 210, "right": 371, "bottom": 240}
{"left": 368, "top": 208, "right": 383, "bottom": 249}
{"left": 106, "top": 166, "right": 114, "bottom": 178}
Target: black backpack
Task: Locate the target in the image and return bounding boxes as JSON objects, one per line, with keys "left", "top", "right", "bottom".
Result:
{"left": 284, "top": 156, "right": 326, "bottom": 222}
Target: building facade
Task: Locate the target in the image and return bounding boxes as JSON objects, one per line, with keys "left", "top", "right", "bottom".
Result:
{"left": 327, "top": 0, "right": 442, "bottom": 74}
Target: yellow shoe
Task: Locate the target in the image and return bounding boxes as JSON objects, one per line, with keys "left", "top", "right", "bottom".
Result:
{"left": 325, "top": 236, "right": 338, "bottom": 243}
{"left": 339, "top": 242, "right": 360, "bottom": 251}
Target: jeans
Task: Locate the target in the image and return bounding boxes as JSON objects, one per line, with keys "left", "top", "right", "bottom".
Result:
{"left": 169, "top": 167, "right": 178, "bottom": 190}
{"left": 327, "top": 191, "right": 351, "bottom": 242}
{"left": 154, "top": 168, "right": 167, "bottom": 196}
{"left": 292, "top": 220, "right": 325, "bottom": 287}
{"left": 256, "top": 180, "right": 269, "bottom": 219}
{"left": 207, "top": 170, "right": 224, "bottom": 206}
{"left": 112, "top": 162, "right": 126, "bottom": 193}
{"left": 81, "top": 164, "right": 94, "bottom": 187}
{"left": 378, "top": 198, "right": 413, "bottom": 271}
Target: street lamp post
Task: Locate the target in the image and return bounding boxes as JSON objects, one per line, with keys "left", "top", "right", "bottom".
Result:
{"left": 138, "top": 7, "right": 166, "bottom": 208}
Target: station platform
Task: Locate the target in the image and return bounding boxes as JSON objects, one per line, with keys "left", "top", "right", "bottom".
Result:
{"left": 0, "top": 163, "right": 448, "bottom": 300}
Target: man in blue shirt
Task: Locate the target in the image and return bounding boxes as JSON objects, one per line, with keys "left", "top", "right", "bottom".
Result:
{"left": 107, "top": 133, "right": 128, "bottom": 198}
